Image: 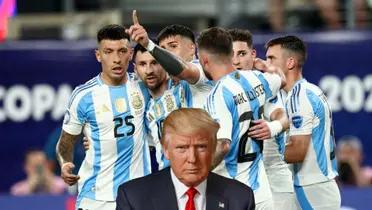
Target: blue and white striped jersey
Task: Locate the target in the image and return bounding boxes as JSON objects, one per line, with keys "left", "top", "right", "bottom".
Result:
{"left": 146, "top": 63, "right": 212, "bottom": 169}
{"left": 262, "top": 93, "right": 294, "bottom": 193}
{"left": 205, "top": 70, "right": 281, "bottom": 203}
{"left": 62, "top": 74, "right": 151, "bottom": 203}
{"left": 285, "top": 79, "right": 338, "bottom": 186}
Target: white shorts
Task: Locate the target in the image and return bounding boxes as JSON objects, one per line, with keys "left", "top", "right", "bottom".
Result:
{"left": 272, "top": 192, "right": 297, "bottom": 210}
{"left": 294, "top": 179, "right": 341, "bottom": 210}
{"left": 76, "top": 197, "right": 116, "bottom": 210}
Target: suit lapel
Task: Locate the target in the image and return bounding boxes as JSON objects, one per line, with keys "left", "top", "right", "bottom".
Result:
{"left": 206, "top": 173, "right": 228, "bottom": 210}
{"left": 152, "top": 168, "right": 179, "bottom": 210}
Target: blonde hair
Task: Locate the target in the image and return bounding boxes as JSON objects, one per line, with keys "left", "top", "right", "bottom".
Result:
{"left": 161, "top": 108, "right": 219, "bottom": 146}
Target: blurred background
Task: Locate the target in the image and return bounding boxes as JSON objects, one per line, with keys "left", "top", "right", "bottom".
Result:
{"left": 0, "top": 0, "right": 372, "bottom": 209}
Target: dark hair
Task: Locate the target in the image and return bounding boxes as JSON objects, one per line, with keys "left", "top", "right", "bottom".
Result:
{"left": 197, "top": 27, "right": 233, "bottom": 57}
{"left": 132, "top": 44, "right": 148, "bottom": 62}
{"left": 265, "top": 35, "right": 307, "bottom": 67}
{"left": 157, "top": 24, "right": 195, "bottom": 44}
{"left": 228, "top": 28, "right": 253, "bottom": 48}
{"left": 97, "top": 24, "right": 130, "bottom": 43}
{"left": 132, "top": 39, "right": 159, "bottom": 62}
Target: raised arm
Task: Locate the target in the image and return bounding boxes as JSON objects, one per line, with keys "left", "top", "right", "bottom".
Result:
{"left": 253, "top": 58, "right": 286, "bottom": 88}
{"left": 126, "top": 10, "right": 201, "bottom": 84}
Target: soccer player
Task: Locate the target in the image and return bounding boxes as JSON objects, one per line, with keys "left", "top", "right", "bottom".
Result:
{"left": 157, "top": 24, "right": 196, "bottom": 64}
{"left": 229, "top": 28, "right": 296, "bottom": 210}
{"left": 265, "top": 35, "right": 340, "bottom": 209}
{"left": 199, "top": 27, "right": 286, "bottom": 210}
{"left": 229, "top": 28, "right": 257, "bottom": 71}
{"left": 56, "top": 24, "right": 151, "bottom": 210}
{"left": 127, "top": 11, "right": 212, "bottom": 170}
{"left": 132, "top": 44, "right": 209, "bottom": 169}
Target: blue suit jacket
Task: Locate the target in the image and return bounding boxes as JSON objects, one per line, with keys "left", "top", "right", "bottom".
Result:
{"left": 116, "top": 167, "right": 255, "bottom": 210}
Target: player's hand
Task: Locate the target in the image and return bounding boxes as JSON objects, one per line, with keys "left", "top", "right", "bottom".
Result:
{"left": 253, "top": 58, "right": 277, "bottom": 73}
{"left": 125, "top": 10, "right": 150, "bottom": 48}
{"left": 61, "top": 162, "right": 80, "bottom": 186}
{"left": 83, "top": 137, "right": 90, "bottom": 151}
{"left": 248, "top": 119, "right": 271, "bottom": 140}
{"left": 171, "top": 75, "right": 180, "bottom": 85}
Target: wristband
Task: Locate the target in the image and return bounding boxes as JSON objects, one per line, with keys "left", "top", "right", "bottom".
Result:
{"left": 267, "top": 120, "right": 283, "bottom": 137}
{"left": 146, "top": 40, "right": 156, "bottom": 52}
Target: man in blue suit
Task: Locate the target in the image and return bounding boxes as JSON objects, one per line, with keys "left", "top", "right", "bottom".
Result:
{"left": 116, "top": 108, "right": 255, "bottom": 210}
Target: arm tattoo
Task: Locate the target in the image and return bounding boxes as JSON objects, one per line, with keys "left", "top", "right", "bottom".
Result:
{"left": 150, "top": 45, "right": 188, "bottom": 76}
{"left": 211, "top": 139, "right": 230, "bottom": 170}
{"left": 56, "top": 131, "right": 79, "bottom": 165}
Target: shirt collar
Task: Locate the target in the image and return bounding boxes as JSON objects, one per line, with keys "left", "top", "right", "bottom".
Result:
{"left": 170, "top": 168, "right": 207, "bottom": 200}
{"left": 286, "top": 78, "right": 306, "bottom": 96}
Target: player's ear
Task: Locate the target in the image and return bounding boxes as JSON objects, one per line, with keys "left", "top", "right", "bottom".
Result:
{"left": 251, "top": 48, "right": 257, "bottom": 58}
{"left": 287, "top": 57, "right": 296, "bottom": 70}
{"left": 199, "top": 53, "right": 209, "bottom": 67}
{"left": 189, "top": 42, "right": 196, "bottom": 58}
{"left": 95, "top": 49, "right": 101, "bottom": 63}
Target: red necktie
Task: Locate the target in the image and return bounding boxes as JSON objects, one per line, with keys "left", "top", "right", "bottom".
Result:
{"left": 185, "top": 187, "right": 198, "bottom": 210}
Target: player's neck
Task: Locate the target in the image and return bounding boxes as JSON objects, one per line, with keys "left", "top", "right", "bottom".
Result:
{"left": 212, "top": 63, "right": 235, "bottom": 81}
{"left": 100, "top": 73, "right": 127, "bottom": 86}
{"left": 150, "top": 78, "right": 169, "bottom": 99}
{"left": 284, "top": 70, "right": 303, "bottom": 92}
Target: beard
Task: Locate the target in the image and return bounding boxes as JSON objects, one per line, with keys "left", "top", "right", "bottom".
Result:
{"left": 146, "top": 80, "right": 162, "bottom": 91}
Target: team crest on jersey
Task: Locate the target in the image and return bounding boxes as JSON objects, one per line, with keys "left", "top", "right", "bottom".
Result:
{"left": 131, "top": 92, "right": 143, "bottom": 110}
{"left": 115, "top": 98, "right": 127, "bottom": 113}
{"left": 234, "top": 72, "right": 240, "bottom": 80}
{"left": 165, "top": 94, "right": 175, "bottom": 112}
{"left": 63, "top": 110, "right": 70, "bottom": 124}
{"left": 292, "top": 115, "right": 303, "bottom": 128}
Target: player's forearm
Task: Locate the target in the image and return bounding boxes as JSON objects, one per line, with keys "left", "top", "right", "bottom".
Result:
{"left": 56, "top": 131, "right": 78, "bottom": 165}
{"left": 270, "top": 108, "right": 289, "bottom": 131}
{"left": 147, "top": 40, "right": 188, "bottom": 76}
{"left": 285, "top": 135, "right": 311, "bottom": 163}
{"left": 211, "top": 139, "right": 230, "bottom": 170}
{"left": 284, "top": 140, "right": 306, "bottom": 163}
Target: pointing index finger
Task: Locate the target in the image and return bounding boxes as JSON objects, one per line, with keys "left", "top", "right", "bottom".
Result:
{"left": 133, "top": 10, "right": 139, "bottom": 25}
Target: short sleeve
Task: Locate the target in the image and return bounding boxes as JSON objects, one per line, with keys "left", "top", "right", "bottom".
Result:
{"left": 286, "top": 89, "right": 313, "bottom": 136}
{"left": 62, "top": 92, "right": 86, "bottom": 135}
{"left": 261, "top": 72, "right": 282, "bottom": 101}
{"left": 263, "top": 94, "right": 285, "bottom": 120}
{"left": 205, "top": 85, "right": 234, "bottom": 141}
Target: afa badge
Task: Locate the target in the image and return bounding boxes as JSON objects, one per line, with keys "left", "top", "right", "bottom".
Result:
{"left": 234, "top": 72, "right": 240, "bottom": 80}
{"left": 292, "top": 115, "right": 303, "bottom": 128}
{"left": 131, "top": 92, "right": 143, "bottom": 110}
{"left": 165, "top": 94, "right": 175, "bottom": 112}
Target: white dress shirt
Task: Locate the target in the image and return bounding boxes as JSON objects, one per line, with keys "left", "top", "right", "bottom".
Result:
{"left": 171, "top": 169, "right": 207, "bottom": 210}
